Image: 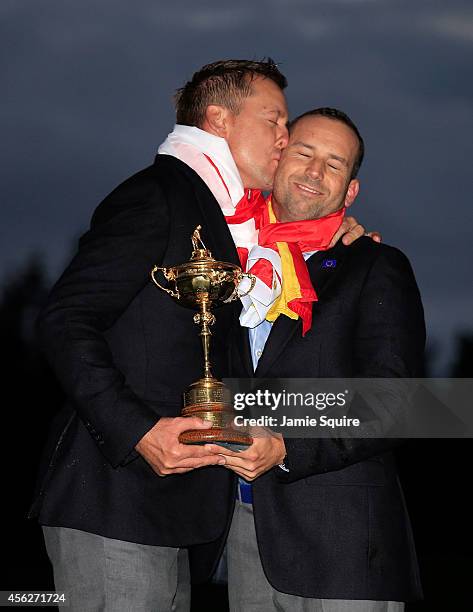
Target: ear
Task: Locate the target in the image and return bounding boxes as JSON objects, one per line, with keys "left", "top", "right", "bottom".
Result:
{"left": 344, "top": 179, "right": 360, "bottom": 209}
{"left": 201, "top": 105, "right": 234, "bottom": 139}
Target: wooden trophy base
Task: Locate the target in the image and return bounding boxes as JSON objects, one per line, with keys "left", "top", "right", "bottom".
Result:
{"left": 179, "top": 400, "right": 252, "bottom": 451}
{"left": 178, "top": 427, "right": 252, "bottom": 450}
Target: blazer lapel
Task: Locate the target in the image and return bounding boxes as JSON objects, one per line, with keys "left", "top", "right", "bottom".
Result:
{"left": 305, "top": 242, "right": 348, "bottom": 301}
{"left": 158, "top": 156, "right": 253, "bottom": 376}
{"left": 254, "top": 242, "right": 348, "bottom": 378}
{"left": 172, "top": 157, "right": 241, "bottom": 266}
{"left": 236, "top": 320, "right": 254, "bottom": 378}
{"left": 254, "top": 314, "right": 301, "bottom": 378}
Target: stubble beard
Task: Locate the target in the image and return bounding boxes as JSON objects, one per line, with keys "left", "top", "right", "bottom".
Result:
{"left": 277, "top": 191, "right": 349, "bottom": 222}
{"left": 274, "top": 183, "right": 326, "bottom": 221}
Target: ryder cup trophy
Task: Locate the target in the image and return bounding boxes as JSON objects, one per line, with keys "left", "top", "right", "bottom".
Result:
{"left": 151, "top": 226, "right": 255, "bottom": 449}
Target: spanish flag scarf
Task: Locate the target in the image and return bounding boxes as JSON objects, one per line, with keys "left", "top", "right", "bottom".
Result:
{"left": 226, "top": 191, "right": 345, "bottom": 335}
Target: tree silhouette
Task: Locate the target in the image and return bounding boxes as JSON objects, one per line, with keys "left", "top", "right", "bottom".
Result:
{"left": 1, "top": 256, "right": 63, "bottom": 591}
{"left": 451, "top": 334, "right": 473, "bottom": 377}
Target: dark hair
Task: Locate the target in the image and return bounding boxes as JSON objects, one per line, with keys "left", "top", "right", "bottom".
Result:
{"left": 289, "top": 107, "right": 365, "bottom": 179}
{"left": 174, "top": 58, "right": 287, "bottom": 127}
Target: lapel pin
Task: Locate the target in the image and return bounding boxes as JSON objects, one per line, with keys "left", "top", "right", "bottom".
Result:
{"left": 322, "top": 258, "right": 337, "bottom": 269}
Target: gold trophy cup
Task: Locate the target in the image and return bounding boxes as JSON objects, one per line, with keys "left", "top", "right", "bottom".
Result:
{"left": 151, "top": 226, "right": 255, "bottom": 449}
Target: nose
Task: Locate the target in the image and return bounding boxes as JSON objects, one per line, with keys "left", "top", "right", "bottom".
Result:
{"left": 306, "top": 158, "right": 323, "bottom": 180}
{"left": 276, "top": 124, "right": 289, "bottom": 150}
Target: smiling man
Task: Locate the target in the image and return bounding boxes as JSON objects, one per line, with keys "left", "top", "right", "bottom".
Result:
{"left": 215, "top": 108, "right": 425, "bottom": 611}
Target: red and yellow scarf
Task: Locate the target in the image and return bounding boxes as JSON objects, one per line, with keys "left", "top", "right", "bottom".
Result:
{"left": 227, "top": 190, "right": 344, "bottom": 335}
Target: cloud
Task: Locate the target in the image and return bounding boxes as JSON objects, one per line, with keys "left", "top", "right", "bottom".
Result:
{"left": 160, "top": 7, "right": 252, "bottom": 30}
{"left": 426, "top": 11, "right": 473, "bottom": 43}
{"left": 286, "top": 17, "right": 333, "bottom": 41}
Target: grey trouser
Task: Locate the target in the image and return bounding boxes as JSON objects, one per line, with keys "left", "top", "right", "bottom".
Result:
{"left": 226, "top": 500, "right": 405, "bottom": 612}
{"left": 42, "top": 526, "right": 191, "bottom": 612}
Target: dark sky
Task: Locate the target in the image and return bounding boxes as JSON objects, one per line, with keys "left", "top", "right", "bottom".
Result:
{"left": 2, "top": 0, "right": 472, "bottom": 373}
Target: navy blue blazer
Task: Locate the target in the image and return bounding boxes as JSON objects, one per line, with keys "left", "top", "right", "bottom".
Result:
{"left": 30, "top": 156, "right": 238, "bottom": 581}
{"left": 229, "top": 237, "right": 425, "bottom": 601}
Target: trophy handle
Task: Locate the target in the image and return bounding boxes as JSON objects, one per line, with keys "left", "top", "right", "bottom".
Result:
{"left": 237, "top": 273, "right": 257, "bottom": 298}
{"left": 151, "top": 265, "right": 179, "bottom": 299}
